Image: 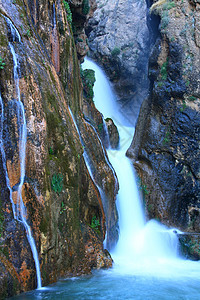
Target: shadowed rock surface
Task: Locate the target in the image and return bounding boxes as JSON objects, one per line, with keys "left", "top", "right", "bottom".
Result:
{"left": 127, "top": 0, "right": 200, "bottom": 233}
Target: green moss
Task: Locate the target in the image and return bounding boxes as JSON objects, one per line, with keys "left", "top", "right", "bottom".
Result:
{"left": 63, "top": 0, "right": 72, "bottom": 24}
{"left": 82, "top": 0, "right": 90, "bottom": 15}
{"left": 180, "top": 99, "right": 187, "bottom": 112}
{"left": 76, "top": 38, "right": 83, "bottom": 43}
{"left": 188, "top": 96, "right": 197, "bottom": 101}
{"left": 90, "top": 216, "right": 100, "bottom": 235}
{"left": 163, "top": 127, "right": 171, "bottom": 145}
{"left": 111, "top": 47, "right": 120, "bottom": 57}
{"left": 0, "top": 56, "right": 5, "bottom": 69}
{"left": 80, "top": 67, "right": 96, "bottom": 102}
{"left": 25, "top": 29, "right": 31, "bottom": 38}
{"left": 163, "top": 0, "right": 175, "bottom": 10}
{"left": 98, "top": 123, "right": 103, "bottom": 133}
{"left": 157, "top": 81, "right": 164, "bottom": 87}
{"left": 51, "top": 173, "right": 63, "bottom": 194}
{"left": 161, "top": 58, "right": 168, "bottom": 80}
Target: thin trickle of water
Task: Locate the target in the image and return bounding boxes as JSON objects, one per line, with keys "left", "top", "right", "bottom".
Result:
{"left": 3, "top": 18, "right": 42, "bottom": 289}
{"left": 84, "top": 119, "right": 117, "bottom": 186}
{"left": 68, "top": 107, "right": 109, "bottom": 243}
{"left": 102, "top": 118, "right": 110, "bottom": 149}
{"left": 5, "top": 16, "right": 21, "bottom": 42}
{"left": 82, "top": 57, "right": 181, "bottom": 274}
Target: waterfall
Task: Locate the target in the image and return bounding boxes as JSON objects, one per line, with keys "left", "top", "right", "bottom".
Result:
{"left": 82, "top": 57, "right": 181, "bottom": 274}
{"left": 3, "top": 17, "right": 42, "bottom": 289}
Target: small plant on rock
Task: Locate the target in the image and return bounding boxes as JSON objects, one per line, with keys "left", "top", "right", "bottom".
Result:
{"left": 63, "top": 0, "right": 72, "bottom": 24}
{"left": 90, "top": 216, "right": 100, "bottom": 234}
{"left": 161, "top": 58, "right": 168, "bottom": 80}
{"left": 0, "top": 57, "right": 5, "bottom": 69}
{"left": 51, "top": 173, "right": 63, "bottom": 193}
{"left": 111, "top": 47, "right": 120, "bottom": 57}
{"left": 80, "top": 67, "right": 96, "bottom": 102}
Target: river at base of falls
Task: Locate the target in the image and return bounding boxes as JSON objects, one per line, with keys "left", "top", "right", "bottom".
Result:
{"left": 10, "top": 266, "right": 200, "bottom": 300}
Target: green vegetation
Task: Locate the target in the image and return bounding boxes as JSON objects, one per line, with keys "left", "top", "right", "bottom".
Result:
{"left": 111, "top": 47, "right": 120, "bottom": 57}
{"left": 82, "top": 0, "right": 90, "bottom": 15}
{"left": 63, "top": 0, "right": 72, "bottom": 24}
{"left": 26, "top": 29, "right": 31, "bottom": 38}
{"left": 180, "top": 99, "right": 187, "bottom": 112}
{"left": 163, "top": 127, "right": 170, "bottom": 144}
{"left": 76, "top": 38, "right": 83, "bottom": 43}
{"left": 49, "top": 147, "right": 54, "bottom": 155}
{"left": 138, "top": 178, "right": 149, "bottom": 196}
{"left": 163, "top": 0, "right": 175, "bottom": 10}
{"left": 188, "top": 96, "right": 197, "bottom": 101}
{"left": 186, "top": 80, "right": 190, "bottom": 87}
{"left": 161, "top": 11, "right": 169, "bottom": 29}
{"left": 90, "top": 216, "right": 100, "bottom": 234}
{"left": 51, "top": 173, "right": 63, "bottom": 193}
{"left": 60, "top": 201, "right": 66, "bottom": 215}
{"left": 150, "top": 0, "right": 175, "bottom": 13}
{"left": 80, "top": 67, "right": 96, "bottom": 102}
{"left": 0, "top": 56, "right": 5, "bottom": 70}
{"left": 160, "top": 58, "right": 168, "bottom": 80}
{"left": 98, "top": 123, "right": 103, "bottom": 133}
{"left": 157, "top": 81, "right": 164, "bottom": 87}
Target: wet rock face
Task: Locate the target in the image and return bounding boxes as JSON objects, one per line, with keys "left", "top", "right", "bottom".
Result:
{"left": 179, "top": 233, "right": 200, "bottom": 260}
{"left": 0, "top": 0, "right": 117, "bottom": 297}
{"left": 105, "top": 118, "right": 119, "bottom": 149}
{"left": 127, "top": 0, "right": 200, "bottom": 231}
{"left": 86, "top": 0, "right": 150, "bottom": 124}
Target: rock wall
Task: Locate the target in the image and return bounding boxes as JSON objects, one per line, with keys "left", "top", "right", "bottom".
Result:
{"left": 86, "top": 0, "right": 151, "bottom": 124}
{"left": 0, "top": 0, "right": 118, "bottom": 297}
{"left": 127, "top": 0, "right": 200, "bottom": 233}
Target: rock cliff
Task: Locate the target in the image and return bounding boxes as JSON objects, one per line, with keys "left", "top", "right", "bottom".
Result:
{"left": 0, "top": 0, "right": 118, "bottom": 297}
{"left": 127, "top": 0, "right": 200, "bottom": 234}
{"left": 86, "top": 0, "right": 152, "bottom": 124}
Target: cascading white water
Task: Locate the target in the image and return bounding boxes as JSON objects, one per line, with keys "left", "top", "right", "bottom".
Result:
{"left": 82, "top": 58, "right": 186, "bottom": 276}
{"left": 4, "top": 17, "right": 42, "bottom": 289}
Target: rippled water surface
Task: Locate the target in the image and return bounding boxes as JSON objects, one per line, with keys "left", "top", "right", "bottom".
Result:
{"left": 11, "top": 267, "right": 200, "bottom": 300}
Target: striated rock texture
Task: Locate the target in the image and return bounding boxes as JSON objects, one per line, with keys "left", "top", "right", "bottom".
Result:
{"left": 0, "top": 0, "right": 118, "bottom": 297}
{"left": 86, "top": 0, "right": 151, "bottom": 124}
{"left": 127, "top": 0, "right": 200, "bottom": 233}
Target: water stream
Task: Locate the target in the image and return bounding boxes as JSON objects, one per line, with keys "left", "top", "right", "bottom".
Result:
{"left": 10, "top": 59, "right": 200, "bottom": 299}
{"left": 4, "top": 17, "right": 42, "bottom": 289}
{"left": 82, "top": 58, "right": 181, "bottom": 271}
